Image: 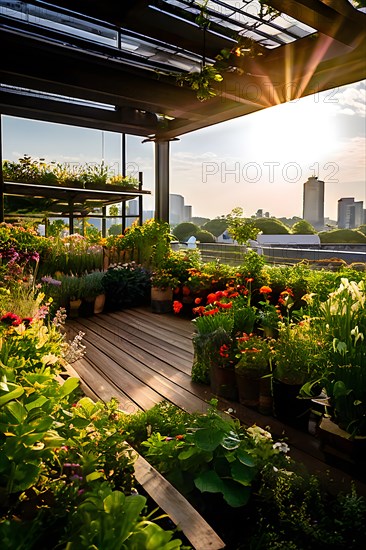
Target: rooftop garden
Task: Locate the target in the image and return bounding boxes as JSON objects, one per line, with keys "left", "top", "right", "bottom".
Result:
{"left": 1, "top": 219, "right": 366, "bottom": 548}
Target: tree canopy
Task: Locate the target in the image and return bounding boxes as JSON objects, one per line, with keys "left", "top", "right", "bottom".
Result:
{"left": 173, "top": 222, "right": 200, "bottom": 242}
{"left": 201, "top": 218, "right": 228, "bottom": 237}
{"left": 319, "top": 229, "right": 366, "bottom": 243}
{"left": 252, "top": 217, "right": 290, "bottom": 235}
{"left": 291, "top": 220, "right": 316, "bottom": 235}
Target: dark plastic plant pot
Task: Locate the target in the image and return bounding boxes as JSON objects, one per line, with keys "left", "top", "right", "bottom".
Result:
{"left": 210, "top": 365, "right": 238, "bottom": 401}
{"left": 272, "top": 378, "right": 311, "bottom": 432}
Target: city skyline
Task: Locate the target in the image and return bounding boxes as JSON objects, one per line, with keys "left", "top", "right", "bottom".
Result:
{"left": 2, "top": 80, "right": 365, "bottom": 221}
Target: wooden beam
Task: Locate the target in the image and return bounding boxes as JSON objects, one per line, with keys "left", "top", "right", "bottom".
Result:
{"left": 134, "top": 453, "right": 225, "bottom": 550}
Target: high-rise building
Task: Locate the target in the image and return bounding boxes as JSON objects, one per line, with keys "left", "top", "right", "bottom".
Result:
{"left": 169, "top": 194, "right": 192, "bottom": 225}
{"left": 338, "top": 197, "right": 364, "bottom": 228}
{"left": 303, "top": 176, "right": 324, "bottom": 229}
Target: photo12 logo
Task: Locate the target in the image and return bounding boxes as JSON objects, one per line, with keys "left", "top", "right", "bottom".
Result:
{"left": 202, "top": 161, "right": 339, "bottom": 184}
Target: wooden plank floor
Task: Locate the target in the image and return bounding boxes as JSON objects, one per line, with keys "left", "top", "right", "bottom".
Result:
{"left": 67, "top": 307, "right": 212, "bottom": 415}
{"left": 67, "top": 307, "right": 366, "bottom": 496}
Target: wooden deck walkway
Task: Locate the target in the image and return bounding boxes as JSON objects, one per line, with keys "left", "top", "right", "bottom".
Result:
{"left": 67, "top": 307, "right": 366, "bottom": 496}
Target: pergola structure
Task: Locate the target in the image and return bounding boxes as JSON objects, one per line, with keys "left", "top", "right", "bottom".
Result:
{"left": 0, "top": 0, "right": 365, "bottom": 222}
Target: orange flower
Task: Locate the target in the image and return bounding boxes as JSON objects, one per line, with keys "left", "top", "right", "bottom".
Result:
{"left": 194, "top": 297, "right": 202, "bottom": 304}
{"left": 280, "top": 288, "right": 294, "bottom": 297}
{"left": 259, "top": 286, "right": 272, "bottom": 294}
{"left": 173, "top": 301, "right": 183, "bottom": 314}
{"left": 246, "top": 277, "right": 254, "bottom": 283}
{"left": 193, "top": 306, "right": 205, "bottom": 315}
{"left": 203, "top": 308, "right": 219, "bottom": 316}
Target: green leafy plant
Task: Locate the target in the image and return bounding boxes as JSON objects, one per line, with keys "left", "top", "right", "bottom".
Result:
{"left": 142, "top": 405, "right": 289, "bottom": 508}
{"left": 102, "top": 262, "right": 151, "bottom": 310}
{"left": 151, "top": 269, "right": 180, "bottom": 290}
{"left": 273, "top": 322, "right": 327, "bottom": 385}
{"left": 235, "top": 334, "right": 272, "bottom": 374}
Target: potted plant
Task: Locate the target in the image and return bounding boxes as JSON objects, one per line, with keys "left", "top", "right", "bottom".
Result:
{"left": 56, "top": 275, "right": 85, "bottom": 318}
{"left": 272, "top": 322, "right": 326, "bottom": 430}
{"left": 304, "top": 279, "right": 366, "bottom": 465}
{"left": 192, "top": 311, "right": 238, "bottom": 399}
{"left": 235, "top": 334, "right": 273, "bottom": 411}
{"left": 256, "top": 301, "right": 281, "bottom": 338}
{"left": 80, "top": 271, "right": 106, "bottom": 315}
{"left": 101, "top": 262, "right": 151, "bottom": 311}
{"left": 150, "top": 269, "right": 180, "bottom": 314}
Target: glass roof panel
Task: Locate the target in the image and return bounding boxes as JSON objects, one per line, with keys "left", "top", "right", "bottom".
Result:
{"left": 0, "top": 0, "right": 317, "bottom": 76}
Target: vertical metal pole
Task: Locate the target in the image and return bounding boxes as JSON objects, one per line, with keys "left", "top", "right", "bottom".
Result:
{"left": 121, "top": 133, "right": 126, "bottom": 231}
{"left": 0, "top": 115, "right": 4, "bottom": 223}
{"left": 138, "top": 171, "right": 143, "bottom": 226}
{"left": 155, "top": 140, "right": 170, "bottom": 223}
{"left": 102, "top": 206, "right": 107, "bottom": 238}
{"left": 69, "top": 198, "right": 74, "bottom": 234}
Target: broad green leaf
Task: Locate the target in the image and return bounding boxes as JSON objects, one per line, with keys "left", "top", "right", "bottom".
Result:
{"left": 59, "top": 377, "right": 79, "bottom": 397}
{"left": 5, "top": 402, "right": 28, "bottom": 424}
{"left": 236, "top": 448, "right": 255, "bottom": 467}
{"left": 221, "top": 479, "right": 251, "bottom": 508}
{"left": 231, "top": 460, "right": 255, "bottom": 486}
{"left": 221, "top": 431, "right": 240, "bottom": 450}
{"left": 131, "top": 522, "right": 181, "bottom": 550}
{"left": 86, "top": 471, "right": 105, "bottom": 483}
{"left": 178, "top": 446, "right": 196, "bottom": 461}
{"left": 0, "top": 387, "right": 24, "bottom": 406}
{"left": 193, "top": 428, "right": 224, "bottom": 451}
{"left": 103, "top": 490, "right": 125, "bottom": 514}
{"left": 12, "top": 462, "right": 41, "bottom": 493}
{"left": 116, "top": 494, "right": 146, "bottom": 542}
{"left": 25, "top": 396, "right": 49, "bottom": 411}
{"left": 194, "top": 470, "right": 225, "bottom": 494}
{"left": 333, "top": 381, "right": 347, "bottom": 399}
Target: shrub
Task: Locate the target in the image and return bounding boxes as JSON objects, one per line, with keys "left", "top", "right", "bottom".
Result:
{"left": 102, "top": 262, "right": 151, "bottom": 310}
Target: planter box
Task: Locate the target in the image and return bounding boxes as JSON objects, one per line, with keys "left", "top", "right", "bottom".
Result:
{"left": 318, "top": 417, "right": 366, "bottom": 479}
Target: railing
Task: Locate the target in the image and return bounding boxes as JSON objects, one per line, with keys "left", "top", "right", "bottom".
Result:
{"left": 175, "top": 242, "right": 366, "bottom": 267}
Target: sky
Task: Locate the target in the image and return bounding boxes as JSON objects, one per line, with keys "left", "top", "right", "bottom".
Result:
{"left": 2, "top": 79, "right": 365, "bottom": 222}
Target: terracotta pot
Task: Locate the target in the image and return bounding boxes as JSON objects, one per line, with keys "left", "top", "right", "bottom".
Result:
{"left": 94, "top": 293, "right": 106, "bottom": 314}
{"left": 210, "top": 365, "right": 238, "bottom": 401}
{"left": 151, "top": 287, "right": 173, "bottom": 313}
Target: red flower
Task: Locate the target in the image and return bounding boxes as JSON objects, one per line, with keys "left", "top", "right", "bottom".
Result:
{"left": 206, "top": 293, "right": 217, "bottom": 304}
{"left": 194, "top": 297, "right": 202, "bottom": 304}
{"left": 182, "top": 286, "right": 190, "bottom": 296}
{"left": 246, "top": 277, "right": 254, "bottom": 283}
{"left": 173, "top": 287, "right": 180, "bottom": 294}
{"left": 203, "top": 308, "right": 219, "bottom": 316}
{"left": 217, "top": 301, "right": 232, "bottom": 309}
{"left": 1, "top": 312, "right": 22, "bottom": 326}
{"left": 219, "top": 344, "right": 230, "bottom": 358}
{"left": 193, "top": 306, "right": 205, "bottom": 316}
{"left": 173, "top": 301, "right": 183, "bottom": 314}
{"left": 259, "top": 286, "right": 272, "bottom": 294}
{"left": 175, "top": 434, "right": 185, "bottom": 440}
{"left": 21, "top": 317, "right": 33, "bottom": 327}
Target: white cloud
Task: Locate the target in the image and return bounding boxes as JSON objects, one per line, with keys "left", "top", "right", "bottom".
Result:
{"left": 331, "top": 80, "right": 366, "bottom": 117}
